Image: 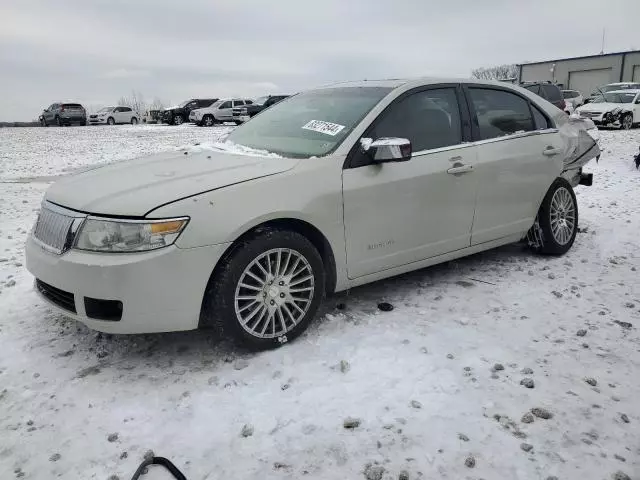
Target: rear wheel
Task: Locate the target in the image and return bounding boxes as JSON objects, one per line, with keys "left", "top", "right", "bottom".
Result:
{"left": 203, "top": 229, "right": 325, "bottom": 350}
{"left": 621, "top": 113, "right": 633, "bottom": 130}
{"left": 202, "top": 115, "right": 214, "bottom": 127}
{"left": 528, "top": 177, "right": 578, "bottom": 255}
{"left": 131, "top": 117, "right": 138, "bottom": 125}
{"left": 173, "top": 114, "right": 184, "bottom": 126}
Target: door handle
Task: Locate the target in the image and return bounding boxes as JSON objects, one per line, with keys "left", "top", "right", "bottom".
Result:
{"left": 447, "top": 164, "right": 473, "bottom": 175}
{"left": 543, "top": 147, "right": 562, "bottom": 156}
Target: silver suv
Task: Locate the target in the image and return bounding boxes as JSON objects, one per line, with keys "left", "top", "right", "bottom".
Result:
{"left": 189, "top": 98, "right": 253, "bottom": 126}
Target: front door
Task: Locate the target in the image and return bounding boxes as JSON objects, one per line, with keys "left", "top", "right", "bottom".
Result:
{"left": 464, "top": 86, "right": 564, "bottom": 244}
{"left": 343, "top": 86, "right": 479, "bottom": 278}
{"left": 217, "top": 101, "right": 233, "bottom": 120}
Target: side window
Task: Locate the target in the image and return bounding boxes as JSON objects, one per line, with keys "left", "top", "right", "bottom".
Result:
{"left": 48, "top": 104, "right": 56, "bottom": 110}
{"left": 114, "top": 107, "right": 122, "bottom": 112}
{"left": 370, "top": 88, "right": 462, "bottom": 152}
{"left": 121, "top": 107, "right": 132, "bottom": 112}
{"left": 245, "top": 100, "right": 253, "bottom": 105}
{"left": 468, "top": 88, "right": 534, "bottom": 140}
{"left": 542, "top": 84, "right": 562, "bottom": 102}
{"left": 523, "top": 85, "right": 541, "bottom": 96}
{"left": 234, "top": 100, "right": 244, "bottom": 106}
{"left": 532, "top": 105, "right": 550, "bottom": 129}
{"left": 219, "top": 101, "right": 232, "bottom": 109}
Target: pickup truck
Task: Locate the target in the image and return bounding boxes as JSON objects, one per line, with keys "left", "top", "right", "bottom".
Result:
{"left": 231, "top": 95, "right": 289, "bottom": 123}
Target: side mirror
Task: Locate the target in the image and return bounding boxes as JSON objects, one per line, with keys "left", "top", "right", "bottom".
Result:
{"left": 360, "top": 137, "right": 412, "bottom": 163}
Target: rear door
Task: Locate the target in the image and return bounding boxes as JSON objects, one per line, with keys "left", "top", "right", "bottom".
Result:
{"left": 464, "top": 85, "right": 563, "bottom": 245}
{"left": 45, "top": 104, "right": 56, "bottom": 122}
{"left": 343, "top": 85, "right": 479, "bottom": 278}
{"left": 120, "top": 107, "right": 133, "bottom": 123}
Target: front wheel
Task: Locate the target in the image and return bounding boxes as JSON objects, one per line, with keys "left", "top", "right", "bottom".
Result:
{"left": 202, "top": 115, "right": 215, "bottom": 127}
{"left": 173, "top": 115, "right": 184, "bottom": 126}
{"left": 621, "top": 113, "right": 633, "bottom": 130}
{"left": 107, "top": 117, "right": 115, "bottom": 125}
{"left": 528, "top": 178, "right": 578, "bottom": 255}
{"left": 203, "top": 229, "right": 325, "bottom": 350}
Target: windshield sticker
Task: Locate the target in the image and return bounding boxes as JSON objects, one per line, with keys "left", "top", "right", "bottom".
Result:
{"left": 302, "top": 120, "right": 346, "bottom": 136}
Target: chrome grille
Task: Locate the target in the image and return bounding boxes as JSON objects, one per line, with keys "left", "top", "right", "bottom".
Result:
{"left": 33, "top": 205, "right": 80, "bottom": 254}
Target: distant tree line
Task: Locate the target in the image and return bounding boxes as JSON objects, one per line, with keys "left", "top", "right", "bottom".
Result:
{"left": 471, "top": 64, "right": 519, "bottom": 81}
{"left": 117, "top": 90, "right": 167, "bottom": 114}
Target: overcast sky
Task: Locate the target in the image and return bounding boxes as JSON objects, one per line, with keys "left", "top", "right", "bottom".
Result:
{"left": 1, "top": 0, "right": 638, "bottom": 121}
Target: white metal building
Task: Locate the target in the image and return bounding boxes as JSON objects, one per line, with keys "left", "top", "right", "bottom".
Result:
{"left": 518, "top": 50, "right": 640, "bottom": 96}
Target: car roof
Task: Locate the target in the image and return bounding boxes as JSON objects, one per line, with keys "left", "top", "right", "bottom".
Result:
{"left": 607, "top": 82, "right": 639, "bottom": 85}
{"left": 315, "top": 77, "right": 514, "bottom": 90}
{"left": 607, "top": 89, "right": 640, "bottom": 94}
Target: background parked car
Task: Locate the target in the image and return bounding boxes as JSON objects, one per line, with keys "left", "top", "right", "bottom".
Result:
{"left": 575, "top": 89, "right": 640, "bottom": 130}
{"left": 41, "top": 103, "right": 86, "bottom": 126}
{"left": 89, "top": 106, "right": 139, "bottom": 125}
{"left": 161, "top": 99, "right": 217, "bottom": 125}
{"left": 189, "top": 98, "right": 253, "bottom": 126}
{"left": 562, "top": 89, "right": 584, "bottom": 109}
{"left": 584, "top": 82, "right": 640, "bottom": 103}
{"left": 142, "top": 110, "right": 161, "bottom": 124}
{"left": 231, "top": 95, "right": 289, "bottom": 123}
{"left": 521, "top": 81, "right": 566, "bottom": 111}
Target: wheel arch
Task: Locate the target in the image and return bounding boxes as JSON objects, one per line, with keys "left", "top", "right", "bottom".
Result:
{"left": 198, "top": 217, "right": 337, "bottom": 328}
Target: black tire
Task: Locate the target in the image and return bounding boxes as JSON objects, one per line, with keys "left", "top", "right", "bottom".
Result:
{"left": 621, "top": 113, "right": 633, "bottom": 130}
{"left": 529, "top": 177, "right": 578, "bottom": 255}
{"left": 131, "top": 117, "right": 138, "bottom": 125}
{"left": 202, "top": 115, "right": 215, "bottom": 127}
{"left": 173, "top": 114, "right": 184, "bottom": 126}
{"left": 80, "top": 121, "right": 86, "bottom": 126}
{"left": 202, "top": 229, "right": 325, "bottom": 350}
{"left": 107, "top": 117, "right": 115, "bottom": 125}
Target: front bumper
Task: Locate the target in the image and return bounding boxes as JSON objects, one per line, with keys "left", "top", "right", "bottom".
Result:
{"left": 88, "top": 117, "right": 108, "bottom": 124}
{"left": 25, "top": 237, "right": 230, "bottom": 334}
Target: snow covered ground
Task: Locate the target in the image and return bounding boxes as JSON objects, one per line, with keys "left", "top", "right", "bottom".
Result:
{"left": 0, "top": 126, "right": 638, "bottom": 480}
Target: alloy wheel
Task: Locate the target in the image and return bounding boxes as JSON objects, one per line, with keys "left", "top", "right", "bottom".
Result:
{"left": 622, "top": 114, "right": 632, "bottom": 130}
{"left": 234, "top": 248, "right": 315, "bottom": 339}
{"left": 549, "top": 187, "right": 576, "bottom": 245}
{"left": 204, "top": 116, "right": 214, "bottom": 127}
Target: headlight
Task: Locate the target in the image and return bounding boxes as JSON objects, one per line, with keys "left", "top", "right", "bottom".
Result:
{"left": 74, "top": 217, "right": 188, "bottom": 252}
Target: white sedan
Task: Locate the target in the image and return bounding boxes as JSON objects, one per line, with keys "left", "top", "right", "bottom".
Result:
{"left": 575, "top": 89, "right": 640, "bottom": 129}
{"left": 26, "top": 78, "right": 599, "bottom": 349}
{"left": 88, "top": 106, "right": 139, "bottom": 125}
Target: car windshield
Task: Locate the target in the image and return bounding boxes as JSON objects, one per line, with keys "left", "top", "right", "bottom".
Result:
{"left": 177, "top": 100, "right": 192, "bottom": 107}
{"left": 98, "top": 107, "right": 114, "bottom": 113}
{"left": 225, "top": 87, "right": 393, "bottom": 158}
{"left": 253, "top": 96, "right": 269, "bottom": 106}
{"left": 594, "top": 92, "right": 636, "bottom": 103}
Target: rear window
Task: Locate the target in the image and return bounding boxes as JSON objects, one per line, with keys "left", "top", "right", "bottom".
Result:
{"left": 63, "top": 103, "right": 83, "bottom": 109}
{"left": 523, "top": 85, "right": 541, "bottom": 95}
{"left": 541, "top": 84, "right": 562, "bottom": 102}
{"left": 562, "top": 91, "right": 577, "bottom": 99}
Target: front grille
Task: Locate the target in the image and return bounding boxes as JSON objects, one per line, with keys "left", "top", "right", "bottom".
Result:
{"left": 90, "top": 115, "right": 97, "bottom": 118}
{"left": 581, "top": 111, "right": 601, "bottom": 118}
{"left": 36, "top": 279, "right": 76, "bottom": 313}
{"left": 33, "top": 205, "right": 81, "bottom": 254}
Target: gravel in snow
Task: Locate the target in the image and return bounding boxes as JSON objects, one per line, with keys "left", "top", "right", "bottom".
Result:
{"left": 0, "top": 126, "right": 639, "bottom": 479}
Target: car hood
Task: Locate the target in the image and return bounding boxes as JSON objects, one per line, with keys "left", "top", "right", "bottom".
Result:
{"left": 578, "top": 102, "right": 629, "bottom": 113}
{"left": 45, "top": 149, "right": 298, "bottom": 217}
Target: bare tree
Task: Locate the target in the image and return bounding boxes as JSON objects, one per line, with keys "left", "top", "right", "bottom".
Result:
{"left": 117, "top": 90, "right": 147, "bottom": 115}
{"left": 148, "top": 96, "right": 167, "bottom": 111}
{"left": 471, "top": 64, "right": 519, "bottom": 81}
